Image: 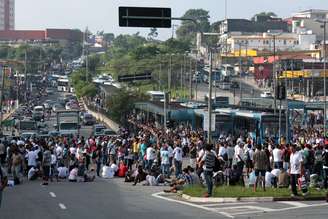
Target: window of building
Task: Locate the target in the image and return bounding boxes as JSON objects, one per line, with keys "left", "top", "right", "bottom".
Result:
{"left": 284, "top": 40, "right": 287, "bottom": 45}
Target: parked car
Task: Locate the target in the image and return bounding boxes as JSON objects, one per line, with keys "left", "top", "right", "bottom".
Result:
{"left": 260, "top": 91, "right": 273, "bottom": 98}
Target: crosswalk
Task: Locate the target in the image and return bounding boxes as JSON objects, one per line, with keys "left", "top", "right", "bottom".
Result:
{"left": 152, "top": 192, "right": 328, "bottom": 218}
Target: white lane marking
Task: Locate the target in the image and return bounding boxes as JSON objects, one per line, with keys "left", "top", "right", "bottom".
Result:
{"left": 152, "top": 192, "right": 234, "bottom": 218}
{"left": 49, "top": 192, "right": 56, "bottom": 198}
{"left": 59, "top": 203, "right": 67, "bottom": 210}
{"left": 202, "top": 202, "right": 256, "bottom": 207}
{"left": 278, "top": 201, "right": 309, "bottom": 207}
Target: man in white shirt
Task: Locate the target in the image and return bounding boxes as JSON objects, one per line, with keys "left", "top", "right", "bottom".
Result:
{"left": 26, "top": 149, "right": 38, "bottom": 170}
{"left": 272, "top": 145, "right": 283, "bottom": 169}
{"left": 234, "top": 143, "right": 245, "bottom": 175}
{"left": 289, "top": 145, "right": 303, "bottom": 196}
{"left": 173, "top": 144, "right": 183, "bottom": 178}
{"left": 57, "top": 165, "right": 69, "bottom": 179}
{"left": 146, "top": 145, "right": 156, "bottom": 171}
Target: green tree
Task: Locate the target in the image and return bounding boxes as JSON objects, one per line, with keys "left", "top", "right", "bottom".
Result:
{"left": 106, "top": 89, "right": 135, "bottom": 123}
{"left": 176, "top": 9, "right": 210, "bottom": 44}
{"left": 251, "top": 12, "right": 277, "bottom": 21}
{"left": 103, "top": 33, "right": 115, "bottom": 43}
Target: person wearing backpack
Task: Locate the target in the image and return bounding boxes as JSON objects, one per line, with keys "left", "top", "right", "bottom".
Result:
{"left": 323, "top": 145, "right": 328, "bottom": 189}
{"left": 200, "top": 143, "right": 216, "bottom": 197}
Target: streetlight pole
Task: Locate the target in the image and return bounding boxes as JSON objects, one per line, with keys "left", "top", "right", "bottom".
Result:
{"left": 195, "top": 52, "right": 198, "bottom": 100}
{"left": 208, "top": 49, "right": 213, "bottom": 143}
{"left": 189, "top": 56, "right": 193, "bottom": 100}
{"left": 314, "top": 19, "right": 327, "bottom": 135}
{"left": 273, "top": 34, "right": 277, "bottom": 115}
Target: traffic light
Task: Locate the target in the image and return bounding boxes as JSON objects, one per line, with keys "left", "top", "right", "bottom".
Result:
{"left": 276, "top": 85, "right": 286, "bottom": 100}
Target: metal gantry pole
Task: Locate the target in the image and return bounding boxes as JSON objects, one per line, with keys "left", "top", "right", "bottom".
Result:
{"left": 207, "top": 50, "right": 213, "bottom": 143}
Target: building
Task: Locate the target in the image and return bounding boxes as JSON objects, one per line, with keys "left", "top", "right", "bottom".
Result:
{"left": 0, "top": 28, "right": 83, "bottom": 42}
{"left": 0, "top": 0, "right": 15, "bottom": 30}
{"left": 293, "top": 9, "right": 328, "bottom": 20}
{"left": 217, "top": 16, "right": 288, "bottom": 35}
{"left": 290, "top": 9, "right": 328, "bottom": 41}
{"left": 227, "top": 32, "right": 316, "bottom": 53}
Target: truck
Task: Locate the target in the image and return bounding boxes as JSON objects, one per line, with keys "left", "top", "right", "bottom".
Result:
{"left": 55, "top": 110, "right": 80, "bottom": 137}
{"left": 18, "top": 119, "right": 38, "bottom": 137}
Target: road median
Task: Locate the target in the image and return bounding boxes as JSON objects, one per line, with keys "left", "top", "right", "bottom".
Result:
{"left": 181, "top": 185, "right": 327, "bottom": 203}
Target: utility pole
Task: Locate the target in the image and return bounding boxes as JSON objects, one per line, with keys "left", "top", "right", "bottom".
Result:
{"left": 189, "top": 56, "right": 192, "bottom": 100}
{"left": 239, "top": 43, "right": 242, "bottom": 101}
{"left": 273, "top": 35, "right": 277, "bottom": 115}
{"left": 194, "top": 52, "right": 198, "bottom": 100}
{"left": 180, "top": 59, "right": 183, "bottom": 97}
{"left": 0, "top": 66, "right": 6, "bottom": 135}
{"left": 168, "top": 54, "right": 172, "bottom": 92}
{"left": 207, "top": 50, "right": 213, "bottom": 143}
{"left": 24, "top": 49, "right": 27, "bottom": 101}
{"left": 323, "top": 21, "right": 327, "bottom": 136}
{"left": 284, "top": 62, "right": 289, "bottom": 143}
{"left": 159, "top": 62, "right": 162, "bottom": 90}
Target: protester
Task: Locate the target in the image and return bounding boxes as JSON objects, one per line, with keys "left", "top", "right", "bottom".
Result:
{"left": 200, "top": 143, "right": 216, "bottom": 197}
{"left": 289, "top": 145, "right": 304, "bottom": 197}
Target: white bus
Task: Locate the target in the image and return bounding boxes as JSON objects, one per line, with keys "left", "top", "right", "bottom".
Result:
{"left": 57, "top": 78, "right": 74, "bottom": 92}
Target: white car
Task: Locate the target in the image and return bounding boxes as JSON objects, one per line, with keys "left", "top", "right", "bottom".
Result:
{"left": 260, "top": 91, "right": 273, "bottom": 98}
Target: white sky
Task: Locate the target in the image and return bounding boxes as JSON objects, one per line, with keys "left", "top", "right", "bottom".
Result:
{"left": 15, "top": 0, "right": 327, "bottom": 39}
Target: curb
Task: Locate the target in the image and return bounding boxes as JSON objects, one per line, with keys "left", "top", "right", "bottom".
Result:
{"left": 182, "top": 194, "right": 326, "bottom": 203}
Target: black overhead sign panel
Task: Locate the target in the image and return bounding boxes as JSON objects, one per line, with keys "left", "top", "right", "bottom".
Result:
{"left": 118, "top": 72, "right": 152, "bottom": 82}
{"left": 119, "top": 7, "right": 172, "bottom": 28}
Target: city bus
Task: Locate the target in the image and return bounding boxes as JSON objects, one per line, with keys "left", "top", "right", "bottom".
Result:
{"left": 213, "top": 108, "right": 286, "bottom": 144}
{"left": 57, "top": 78, "right": 74, "bottom": 92}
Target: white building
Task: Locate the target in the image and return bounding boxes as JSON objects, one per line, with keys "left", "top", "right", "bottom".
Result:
{"left": 293, "top": 9, "right": 328, "bottom": 20}
{"left": 227, "top": 32, "right": 316, "bottom": 52}
{"left": 291, "top": 9, "right": 328, "bottom": 41}
{"left": 0, "top": 0, "right": 15, "bottom": 30}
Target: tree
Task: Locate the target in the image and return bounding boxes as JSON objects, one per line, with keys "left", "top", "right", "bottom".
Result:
{"left": 106, "top": 89, "right": 134, "bottom": 123}
{"left": 147, "top": 27, "right": 158, "bottom": 41}
{"left": 103, "top": 33, "right": 115, "bottom": 43}
{"left": 251, "top": 12, "right": 277, "bottom": 21}
{"left": 176, "top": 9, "right": 210, "bottom": 44}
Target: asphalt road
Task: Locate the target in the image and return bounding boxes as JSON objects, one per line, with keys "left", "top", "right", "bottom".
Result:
{"left": 43, "top": 91, "right": 93, "bottom": 138}
{"left": 0, "top": 178, "right": 222, "bottom": 219}
{"left": 1, "top": 177, "right": 328, "bottom": 219}
{"left": 194, "top": 77, "right": 262, "bottom": 104}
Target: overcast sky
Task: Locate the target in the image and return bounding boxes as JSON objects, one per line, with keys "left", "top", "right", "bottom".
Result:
{"left": 16, "top": 0, "right": 327, "bottom": 39}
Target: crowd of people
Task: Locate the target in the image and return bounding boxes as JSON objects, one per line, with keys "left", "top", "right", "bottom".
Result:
{"left": 1, "top": 113, "right": 328, "bottom": 208}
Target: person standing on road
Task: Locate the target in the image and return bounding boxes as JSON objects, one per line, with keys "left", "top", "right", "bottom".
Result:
{"left": 0, "top": 140, "right": 5, "bottom": 165}
{"left": 323, "top": 145, "right": 328, "bottom": 189}
{"left": 253, "top": 144, "right": 269, "bottom": 192}
{"left": 0, "top": 164, "right": 8, "bottom": 208}
{"left": 173, "top": 143, "right": 183, "bottom": 178}
{"left": 289, "top": 145, "right": 304, "bottom": 197}
{"left": 42, "top": 146, "right": 52, "bottom": 186}
{"left": 200, "top": 143, "right": 216, "bottom": 197}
